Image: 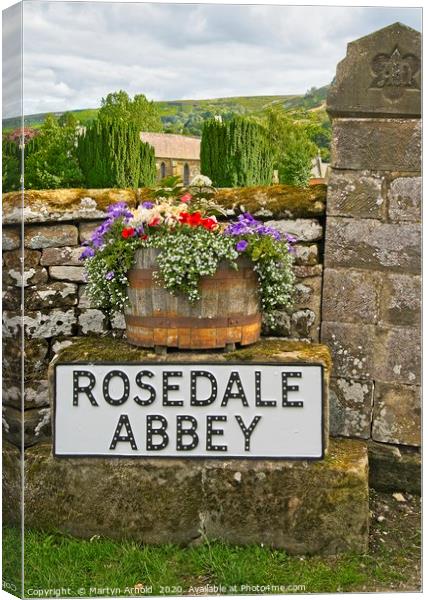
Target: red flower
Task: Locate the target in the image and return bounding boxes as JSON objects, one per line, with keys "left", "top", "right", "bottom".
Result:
{"left": 121, "top": 227, "right": 135, "bottom": 239}
{"left": 189, "top": 212, "right": 202, "bottom": 226}
{"left": 180, "top": 193, "right": 192, "bottom": 203}
{"left": 201, "top": 217, "right": 217, "bottom": 231}
{"left": 148, "top": 217, "right": 160, "bottom": 227}
{"left": 140, "top": 234, "right": 148, "bottom": 240}
{"left": 179, "top": 211, "right": 190, "bottom": 224}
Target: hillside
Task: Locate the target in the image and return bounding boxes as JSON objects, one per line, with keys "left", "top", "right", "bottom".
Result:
{"left": 2, "top": 85, "right": 329, "bottom": 136}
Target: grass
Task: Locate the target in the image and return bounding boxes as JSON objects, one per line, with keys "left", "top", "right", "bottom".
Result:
{"left": 2, "top": 491, "right": 421, "bottom": 597}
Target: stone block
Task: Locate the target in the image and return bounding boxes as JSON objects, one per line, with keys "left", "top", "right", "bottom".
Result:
{"left": 2, "top": 337, "right": 49, "bottom": 381}
{"left": 261, "top": 311, "right": 291, "bottom": 337}
{"left": 327, "top": 169, "right": 385, "bottom": 219}
{"left": 373, "top": 326, "right": 420, "bottom": 385}
{"left": 110, "top": 311, "right": 126, "bottom": 330}
{"left": 293, "top": 244, "right": 319, "bottom": 266}
{"left": 40, "top": 246, "right": 84, "bottom": 266}
{"left": 2, "top": 228, "right": 20, "bottom": 250}
{"left": 2, "top": 405, "right": 51, "bottom": 447}
{"left": 3, "top": 249, "right": 48, "bottom": 287}
{"left": 368, "top": 440, "right": 421, "bottom": 495}
{"left": 291, "top": 309, "right": 317, "bottom": 341}
{"left": 78, "top": 308, "right": 108, "bottom": 335}
{"left": 2, "top": 287, "right": 20, "bottom": 310}
{"left": 329, "top": 378, "right": 373, "bottom": 439}
{"left": 293, "top": 264, "right": 323, "bottom": 279}
{"left": 2, "top": 188, "right": 137, "bottom": 224}
{"left": 372, "top": 382, "right": 420, "bottom": 446}
{"left": 265, "top": 219, "right": 323, "bottom": 242}
{"left": 49, "top": 266, "right": 86, "bottom": 283}
{"left": 327, "top": 22, "right": 421, "bottom": 118}
{"left": 3, "top": 379, "right": 49, "bottom": 410}
{"left": 331, "top": 118, "right": 421, "bottom": 172}
{"left": 388, "top": 176, "right": 421, "bottom": 222}
{"left": 78, "top": 284, "right": 96, "bottom": 308}
{"left": 325, "top": 217, "right": 420, "bottom": 274}
{"left": 24, "top": 225, "right": 78, "bottom": 249}
{"left": 322, "top": 268, "right": 380, "bottom": 324}
{"left": 21, "top": 438, "right": 368, "bottom": 554}
{"left": 321, "top": 321, "right": 375, "bottom": 380}
{"left": 79, "top": 221, "right": 103, "bottom": 244}
{"left": 25, "top": 282, "right": 78, "bottom": 310}
{"left": 379, "top": 273, "right": 420, "bottom": 327}
{"left": 3, "top": 309, "right": 77, "bottom": 339}
{"left": 293, "top": 277, "right": 322, "bottom": 314}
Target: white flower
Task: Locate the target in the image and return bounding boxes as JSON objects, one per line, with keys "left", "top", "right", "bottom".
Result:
{"left": 190, "top": 174, "right": 212, "bottom": 187}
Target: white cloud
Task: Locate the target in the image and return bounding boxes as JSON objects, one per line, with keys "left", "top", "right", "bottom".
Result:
{"left": 2, "top": 1, "right": 421, "bottom": 117}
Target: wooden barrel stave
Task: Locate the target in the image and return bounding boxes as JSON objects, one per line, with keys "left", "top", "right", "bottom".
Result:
{"left": 125, "top": 248, "right": 261, "bottom": 349}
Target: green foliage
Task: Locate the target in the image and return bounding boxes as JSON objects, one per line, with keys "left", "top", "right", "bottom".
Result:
{"left": 201, "top": 117, "right": 274, "bottom": 187}
{"left": 2, "top": 138, "right": 21, "bottom": 192}
{"left": 4, "top": 490, "right": 420, "bottom": 595}
{"left": 263, "top": 107, "right": 318, "bottom": 187}
{"left": 23, "top": 114, "right": 83, "bottom": 189}
{"left": 98, "top": 90, "right": 162, "bottom": 132}
{"left": 77, "top": 120, "right": 156, "bottom": 188}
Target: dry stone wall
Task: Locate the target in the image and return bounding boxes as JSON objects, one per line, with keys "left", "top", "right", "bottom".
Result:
{"left": 2, "top": 184, "right": 326, "bottom": 448}
{"left": 321, "top": 23, "right": 421, "bottom": 483}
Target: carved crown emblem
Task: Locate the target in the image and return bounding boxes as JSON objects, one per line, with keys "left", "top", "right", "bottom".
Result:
{"left": 370, "top": 46, "right": 420, "bottom": 101}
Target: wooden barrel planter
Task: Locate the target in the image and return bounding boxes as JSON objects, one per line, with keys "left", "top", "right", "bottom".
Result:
{"left": 125, "top": 248, "right": 261, "bottom": 351}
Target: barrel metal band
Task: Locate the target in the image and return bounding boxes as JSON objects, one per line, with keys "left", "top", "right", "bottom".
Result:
{"left": 125, "top": 313, "right": 261, "bottom": 329}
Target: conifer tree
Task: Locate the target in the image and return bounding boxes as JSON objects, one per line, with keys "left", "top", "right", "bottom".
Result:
{"left": 200, "top": 117, "right": 273, "bottom": 187}
{"left": 77, "top": 120, "right": 156, "bottom": 188}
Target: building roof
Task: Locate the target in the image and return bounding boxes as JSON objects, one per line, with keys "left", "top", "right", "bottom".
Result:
{"left": 140, "top": 132, "right": 201, "bottom": 161}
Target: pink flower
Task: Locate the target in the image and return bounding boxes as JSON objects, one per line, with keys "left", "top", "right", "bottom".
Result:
{"left": 180, "top": 193, "right": 192, "bottom": 203}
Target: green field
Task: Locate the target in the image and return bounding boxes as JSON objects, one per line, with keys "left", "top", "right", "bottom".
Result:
{"left": 2, "top": 86, "right": 329, "bottom": 136}
{"left": 2, "top": 490, "right": 421, "bottom": 597}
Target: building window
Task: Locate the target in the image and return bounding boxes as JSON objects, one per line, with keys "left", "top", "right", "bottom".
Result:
{"left": 160, "top": 162, "right": 166, "bottom": 179}
{"left": 183, "top": 163, "right": 190, "bottom": 185}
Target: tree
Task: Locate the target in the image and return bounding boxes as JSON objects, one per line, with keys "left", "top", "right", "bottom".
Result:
{"left": 263, "top": 107, "right": 318, "bottom": 187}
{"left": 201, "top": 117, "right": 274, "bottom": 187}
{"left": 24, "top": 114, "right": 83, "bottom": 189}
{"left": 98, "top": 90, "right": 162, "bottom": 132}
{"left": 77, "top": 120, "right": 156, "bottom": 188}
{"left": 2, "top": 138, "right": 21, "bottom": 192}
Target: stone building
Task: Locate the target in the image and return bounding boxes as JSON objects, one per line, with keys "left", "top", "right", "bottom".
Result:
{"left": 140, "top": 132, "right": 201, "bottom": 184}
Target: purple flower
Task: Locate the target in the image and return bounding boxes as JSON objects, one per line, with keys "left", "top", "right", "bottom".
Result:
{"left": 107, "top": 202, "right": 133, "bottom": 220}
{"left": 225, "top": 212, "right": 282, "bottom": 241}
{"left": 142, "top": 201, "right": 154, "bottom": 209}
{"left": 236, "top": 240, "right": 248, "bottom": 252}
{"left": 79, "top": 246, "right": 95, "bottom": 260}
{"left": 105, "top": 271, "right": 115, "bottom": 281}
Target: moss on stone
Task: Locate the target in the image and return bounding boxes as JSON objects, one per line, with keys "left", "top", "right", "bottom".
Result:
{"left": 225, "top": 339, "right": 332, "bottom": 372}
{"left": 56, "top": 336, "right": 153, "bottom": 363}
{"left": 213, "top": 184, "right": 327, "bottom": 218}
{"left": 56, "top": 336, "right": 332, "bottom": 374}
{"left": 3, "top": 184, "right": 325, "bottom": 219}
{"left": 2, "top": 188, "right": 138, "bottom": 214}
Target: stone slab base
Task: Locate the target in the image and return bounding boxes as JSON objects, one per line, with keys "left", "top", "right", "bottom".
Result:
{"left": 368, "top": 441, "right": 421, "bottom": 495}
{"left": 3, "top": 438, "right": 369, "bottom": 555}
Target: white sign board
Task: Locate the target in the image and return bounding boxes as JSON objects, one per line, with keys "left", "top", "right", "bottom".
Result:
{"left": 54, "top": 363, "right": 324, "bottom": 459}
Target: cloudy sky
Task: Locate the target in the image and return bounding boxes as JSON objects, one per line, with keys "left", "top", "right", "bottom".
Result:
{"left": 2, "top": 1, "right": 422, "bottom": 118}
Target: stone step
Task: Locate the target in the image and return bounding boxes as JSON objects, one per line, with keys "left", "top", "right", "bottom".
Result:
{"left": 4, "top": 437, "right": 368, "bottom": 555}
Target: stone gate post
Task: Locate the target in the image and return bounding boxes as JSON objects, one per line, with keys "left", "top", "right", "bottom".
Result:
{"left": 321, "top": 22, "right": 421, "bottom": 491}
